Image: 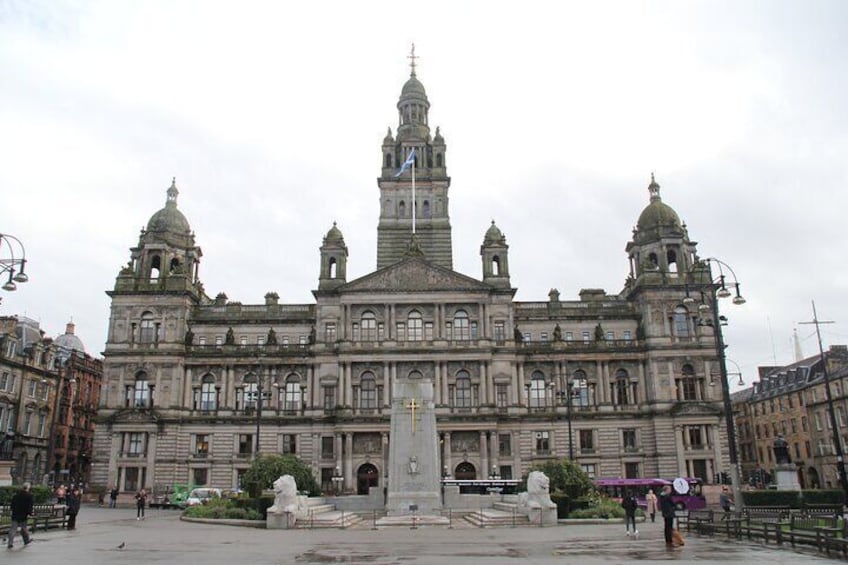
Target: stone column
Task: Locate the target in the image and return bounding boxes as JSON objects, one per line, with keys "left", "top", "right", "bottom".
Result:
{"left": 674, "top": 426, "right": 686, "bottom": 476}
{"left": 478, "top": 362, "right": 487, "bottom": 408}
{"left": 490, "top": 431, "right": 499, "bottom": 474}
{"left": 146, "top": 431, "right": 157, "bottom": 489}
{"left": 108, "top": 432, "right": 120, "bottom": 489}
{"left": 444, "top": 431, "right": 452, "bottom": 476}
{"left": 517, "top": 363, "right": 525, "bottom": 405}
{"left": 383, "top": 362, "right": 391, "bottom": 408}
{"left": 480, "top": 431, "right": 488, "bottom": 478}
{"left": 335, "top": 433, "right": 343, "bottom": 478}
{"left": 344, "top": 433, "right": 354, "bottom": 492}
{"left": 512, "top": 431, "right": 521, "bottom": 479}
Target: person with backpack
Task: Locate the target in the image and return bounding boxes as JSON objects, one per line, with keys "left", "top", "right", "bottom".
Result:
{"left": 622, "top": 493, "right": 639, "bottom": 537}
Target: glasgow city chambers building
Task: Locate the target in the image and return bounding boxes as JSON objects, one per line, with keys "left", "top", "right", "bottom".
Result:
{"left": 91, "top": 63, "right": 734, "bottom": 497}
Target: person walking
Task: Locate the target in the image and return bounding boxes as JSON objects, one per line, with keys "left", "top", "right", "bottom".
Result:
{"left": 109, "top": 486, "right": 119, "bottom": 509}
{"left": 135, "top": 488, "right": 147, "bottom": 520}
{"left": 645, "top": 489, "right": 658, "bottom": 523}
{"left": 7, "top": 482, "right": 34, "bottom": 549}
{"left": 660, "top": 485, "right": 677, "bottom": 546}
{"left": 622, "top": 493, "right": 639, "bottom": 537}
{"left": 65, "top": 486, "right": 81, "bottom": 530}
{"left": 719, "top": 486, "right": 734, "bottom": 519}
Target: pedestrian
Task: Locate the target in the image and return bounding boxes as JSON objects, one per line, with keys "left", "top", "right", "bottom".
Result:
{"left": 622, "top": 493, "right": 638, "bottom": 537}
{"left": 7, "top": 482, "right": 34, "bottom": 549}
{"left": 135, "top": 488, "right": 147, "bottom": 520}
{"left": 659, "top": 484, "right": 677, "bottom": 546}
{"left": 109, "top": 486, "right": 119, "bottom": 509}
{"left": 645, "top": 489, "right": 658, "bottom": 523}
{"left": 719, "top": 486, "right": 734, "bottom": 519}
{"left": 56, "top": 483, "right": 66, "bottom": 504}
{"left": 66, "top": 486, "right": 81, "bottom": 530}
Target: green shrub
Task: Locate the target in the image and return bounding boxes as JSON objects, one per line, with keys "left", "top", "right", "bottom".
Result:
{"left": 568, "top": 496, "right": 627, "bottom": 519}
{"left": 742, "top": 490, "right": 802, "bottom": 508}
{"left": 242, "top": 455, "right": 320, "bottom": 497}
{"left": 183, "top": 498, "right": 261, "bottom": 520}
{"left": 232, "top": 495, "right": 275, "bottom": 519}
{"left": 801, "top": 490, "right": 845, "bottom": 506}
{"left": 0, "top": 485, "right": 52, "bottom": 504}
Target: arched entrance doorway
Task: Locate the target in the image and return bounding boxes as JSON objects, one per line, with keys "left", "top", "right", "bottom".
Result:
{"left": 357, "top": 463, "right": 379, "bottom": 495}
{"left": 454, "top": 462, "right": 476, "bottom": 480}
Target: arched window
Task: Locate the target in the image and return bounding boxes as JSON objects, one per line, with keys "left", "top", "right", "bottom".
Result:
{"left": 133, "top": 373, "right": 149, "bottom": 408}
{"left": 149, "top": 255, "right": 161, "bottom": 282}
{"left": 399, "top": 201, "right": 406, "bottom": 217}
{"left": 328, "top": 257, "right": 337, "bottom": 279}
{"left": 200, "top": 375, "right": 217, "bottom": 411}
{"left": 529, "top": 371, "right": 546, "bottom": 408}
{"left": 385, "top": 153, "right": 392, "bottom": 168}
{"left": 361, "top": 311, "right": 377, "bottom": 341}
{"left": 667, "top": 249, "right": 678, "bottom": 274}
{"left": 284, "top": 374, "right": 301, "bottom": 412}
{"left": 648, "top": 253, "right": 658, "bottom": 269}
{"left": 436, "top": 153, "right": 443, "bottom": 167}
{"left": 359, "top": 372, "right": 376, "bottom": 410}
{"left": 492, "top": 256, "right": 501, "bottom": 276}
{"left": 453, "top": 310, "right": 470, "bottom": 341}
{"left": 572, "top": 369, "right": 590, "bottom": 407}
{"left": 169, "top": 257, "right": 181, "bottom": 274}
{"left": 139, "top": 312, "right": 156, "bottom": 343}
{"left": 422, "top": 200, "right": 431, "bottom": 218}
{"left": 615, "top": 369, "right": 631, "bottom": 405}
{"left": 674, "top": 306, "right": 690, "bottom": 337}
{"left": 455, "top": 370, "right": 472, "bottom": 408}
{"left": 408, "top": 311, "right": 423, "bottom": 341}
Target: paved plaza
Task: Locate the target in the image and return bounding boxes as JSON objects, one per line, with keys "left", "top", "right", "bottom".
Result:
{"left": 3, "top": 505, "right": 844, "bottom": 564}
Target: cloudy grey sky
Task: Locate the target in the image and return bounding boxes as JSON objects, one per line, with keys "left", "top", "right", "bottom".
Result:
{"left": 1, "top": 0, "right": 846, "bottom": 388}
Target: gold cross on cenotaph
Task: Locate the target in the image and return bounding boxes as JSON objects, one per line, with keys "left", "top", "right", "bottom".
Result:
{"left": 406, "top": 398, "right": 420, "bottom": 434}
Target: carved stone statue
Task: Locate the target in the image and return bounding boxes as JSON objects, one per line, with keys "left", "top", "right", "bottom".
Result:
{"left": 514, "top": 326, "right": 523, "bottom": 344}
{"left": 266, "top": 328, "right": 278, "bottom": 345}
{"left": 267, "top": 475, "right": 308, "bottom": 528}
{"left": 0, "top": 431, "right": 15, "bottom": 460}
{"left": 517, "top": 471, "right": 557, "bottom": 524}
{"left": 553, "top": 324, "right": 562, "bottom": 342}
{"left": 225, "top": 327, "right": 235, "bottom": 345}
{"left": 408, "top": 456, "right": 418, "bottom": 475}
{"left": 773, "top": 434, "right": 791, "bottom": 464}
{"left": 184, "top": 328, "right": 194, "bottom": 346}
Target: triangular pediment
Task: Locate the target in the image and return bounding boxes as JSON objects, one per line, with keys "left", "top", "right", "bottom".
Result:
{"left": 670, "top": 402, "right": 722, "bottom": 417}
{"left": 341, "top": 258, "right": 492, "bottom": 293}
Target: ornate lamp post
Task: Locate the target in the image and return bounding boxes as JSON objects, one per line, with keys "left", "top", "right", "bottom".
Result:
{"left": 0, "top": 233, "right": 29, "bottom": 303}
{"left": 684, "top": 257, "right": 745, "bottom": 508}
{"left": 557, "top": 382, "right": 579, "bottom": 460}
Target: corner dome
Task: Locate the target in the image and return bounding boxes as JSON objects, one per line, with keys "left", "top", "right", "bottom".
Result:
{"left": 401, "top": 75, "right": 427, "bottom": 99}
{"left": 146, "top": 178, "right": 191, "bottom": 234}
{"left": 484, "top": 220, "right": 505, "bottom": 245}
{"left": 325, "top": 222, "right": 344, "bottom": 242}
{"left": 55, "top": 321, "right": 85, "bottom": 355}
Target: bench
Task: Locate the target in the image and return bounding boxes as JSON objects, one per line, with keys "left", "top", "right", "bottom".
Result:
{"left": 30, "top": 504, "right": 68, "bottom": 531}
{"left": 684, "top": 509, "right": 714, "bottom": 534}
{"left": 802, "top": 504, "right": 843, "bottom": 519}
{"left": 775, "top": 514, "right": 839, "bottom": 548}
{"left": 814, "top": 519, "right": 848, "bottom": 556}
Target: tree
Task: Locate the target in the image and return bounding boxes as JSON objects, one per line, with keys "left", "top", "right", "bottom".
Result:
{"left": 531, "top": 459, "right": 594, "bottom": 500}
{"left": 242, "top": 455, "right": 320, "bottom": 497}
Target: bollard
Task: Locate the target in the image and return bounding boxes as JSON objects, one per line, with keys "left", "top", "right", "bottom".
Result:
{"left": 512, "top": 507, "right": 516, "bottom": 528}
{"left": 341, "top": 509, "right": 345, "bottom": 529}
{"left": 448, "top": 508, "right": 453, "bottom": 529}
{"left": 479, "top": 507, "right": 484, "bottom": 528}
{"left": 372, "top": 509, "right": 378, "bottom": 530}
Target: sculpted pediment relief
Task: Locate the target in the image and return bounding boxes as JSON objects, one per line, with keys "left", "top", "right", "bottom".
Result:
{"left": 107, "top": 408, "right": 162, "bottom": 425}
{"left": 341, "top": 258, "right": 490, "bottom": 293}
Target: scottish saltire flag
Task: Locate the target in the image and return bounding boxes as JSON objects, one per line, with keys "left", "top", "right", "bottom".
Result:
{"left": 394, "top": 148, "right": 416, "bottom": 177}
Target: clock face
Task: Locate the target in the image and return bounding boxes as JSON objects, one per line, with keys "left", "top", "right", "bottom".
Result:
{"left": 673, "top": 477, "right": 689, "bottom": 495}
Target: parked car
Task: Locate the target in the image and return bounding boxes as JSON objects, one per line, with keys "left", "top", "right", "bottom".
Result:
{"left": 183, "top": 487, "right": 223, "bottom": 508}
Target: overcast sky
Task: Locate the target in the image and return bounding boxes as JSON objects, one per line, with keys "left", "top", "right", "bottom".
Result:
{"left": 1, "top": 0, "right": 846, "bottom": 389}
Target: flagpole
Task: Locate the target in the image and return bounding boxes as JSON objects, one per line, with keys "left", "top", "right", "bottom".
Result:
{"left": 411, "top": 147, "right": 416, "bottom": 235}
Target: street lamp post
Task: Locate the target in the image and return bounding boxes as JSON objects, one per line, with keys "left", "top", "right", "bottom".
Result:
{"left": 684, "top": 258, "right": 745, "bottom": 509}
{"left": 557, "top": 385, "right": 577, "bottom": 460}
{"left": 0, "top": 232, "right": 29, "bottom": 303}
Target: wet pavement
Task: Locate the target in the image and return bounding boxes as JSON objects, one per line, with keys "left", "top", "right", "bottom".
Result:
{"left": 3, "top": 506, "right": 844, "bottom": 564}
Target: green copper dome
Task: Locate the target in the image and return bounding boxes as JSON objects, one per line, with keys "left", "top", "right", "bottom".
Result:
{"left": 636, "top": 174, "right": 682, "bottom": 233}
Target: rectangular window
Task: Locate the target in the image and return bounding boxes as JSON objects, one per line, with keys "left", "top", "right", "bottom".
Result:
{"left": 535, "top": 431, "right": 550, "bottom": 454}
{"left": 582, "top": 331, "right": 590, "bottom": 343}
{"left": 199, "top": 336, "right": 207, "bottom": 345}
{"left": 838, "top": 407, "right": 846, "bottom": 427}
{"left": 195, "top": 434, "right": 209, "bottom": 456}
{"left": 494, "top": 321, "right": 506, "bottom": 342}
{"left": 540, "top": 332, "right": 548, "bottom": 343}
{"left": 37, "top": 414, "right": 46, "bottom": 437}
{"left": 622, "top": 429, "right": 637, "bottom": 451}
{"left": 498, "top": 433, "right": 512, "bottom": 456}
{"left": 123, "top": 467, "right": 144, "bottom": 492}
{"left": 324, "top": 323, "right": 336, "bottom": 343}
{"left": 565, "top": 331, "right": 573, "bottom": 341}
{"left": 240, "top": 336, "right": 247, "bottom": 346}
{"left": 606, "top": 331, "right": 614, "bottom": 340}
{"left": 396, "top": 322, "right": 406, "bottom": 341}
{"left": 192, "top": 467, "right": 208, "bottom": 486}
{"left": 499, "top": 466, "right": 513, "bottom": 480}
{"left": 496, "top": 384, "right": 508, "bottom": 408}
{"left": 579, "top": 429, "right": 594, "bottom": 452}
{"left": 321, "top": 436, "right": 335, "bottom": 459}
{"left": 424, "top": 322, "right": 434, "bottom": 341}
{"left": 0, "top": 372, "right": 10, "bottom": 391}
{"left": 299, "top": 335, "right": 307, "bottom": 345}
{"left": 580, "top": 463, "right": 596, "bottom": 478}
{"left": 215, "top": 335, "right": 223, "bottom": 346}
{"left": 23, "top": 411, "right": 32, "bottom": 435}
{"left": 238, "top": 434, "right": 253, "bottom": 455}
{"left": 523, "top": 332, "right": 531, "bottom": 342}
{"left": 802, "top": 416, "right": 808, "bottom": 432}
{"left": 687, "top": 427, "right": 703, "bottom": 448}
{"left": 257, "top": 335, "right": 265, "bottom": 346}
{"left": 815, "top": 413, "right": 823, "bottom": 431}
{"left": 623, "top": 330, "right": 632, "bottom": 340}
{"left": 127, "top": 432, "right": 144, "bottom": 455}
{"left": 282, "top": 434, "right": 297, "bottom": 455}
{"left": 27, "top": 379, "right": 37, "bottom": 397}
{"left": 282, "top": 337, "right": 290, "bottom": 348}
{"left": 625, "top": 462, "right": 640, "bottom": 478}
{"left": 323, "top": 387, "right": 336, "bottom": 411}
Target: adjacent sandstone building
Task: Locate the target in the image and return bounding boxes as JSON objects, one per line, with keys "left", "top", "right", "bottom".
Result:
{"left": 92, "top": 65, "right": 734, "bottom": 496}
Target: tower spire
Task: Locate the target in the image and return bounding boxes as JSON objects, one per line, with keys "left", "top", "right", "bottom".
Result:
{"left": 407, "top": 43, "right": 418, "bottom": 77}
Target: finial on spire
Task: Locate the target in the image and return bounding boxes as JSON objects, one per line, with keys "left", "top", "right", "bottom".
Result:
{"left": 648, "top": 172, "right": 660, "bottom": 201}
{"left": 408, "top": 43, "right": 418, "bottom": 77}
{"left": 167, "top": 177, "right": 179, "bottom": 204}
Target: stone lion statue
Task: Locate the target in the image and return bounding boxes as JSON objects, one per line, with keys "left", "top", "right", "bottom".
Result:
{"left": 518, "top": 471, "right": 556, "bottom": 511}
{"left": 268, "top": 475, "right": 302, "bottom": 514}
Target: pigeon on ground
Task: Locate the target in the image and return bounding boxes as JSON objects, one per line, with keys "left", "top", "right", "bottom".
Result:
{"left": 117, "top": 542, "right": 125, "bottom": 550}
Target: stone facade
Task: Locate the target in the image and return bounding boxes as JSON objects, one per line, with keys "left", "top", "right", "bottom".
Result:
{"left": 91, "top": 65, "right": 733, "bottom": 497}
